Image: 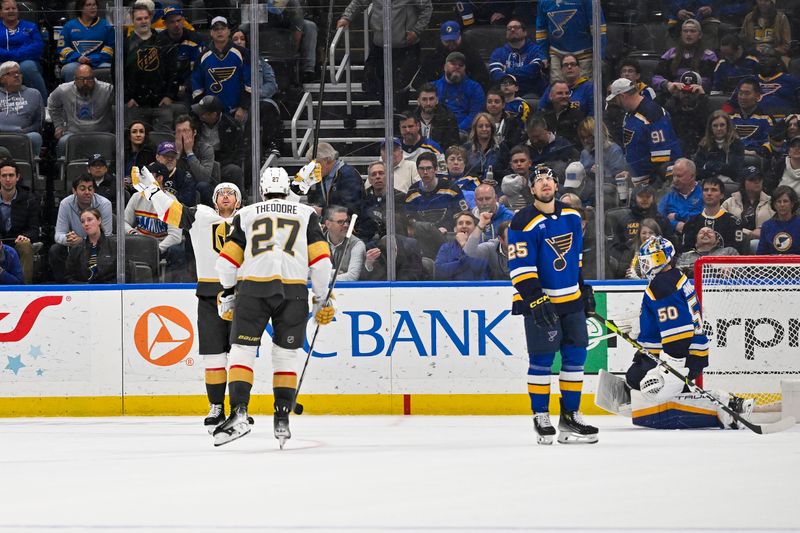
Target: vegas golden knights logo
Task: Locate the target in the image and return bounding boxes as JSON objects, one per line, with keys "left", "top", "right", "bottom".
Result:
{"left": 212, "top": 222, "right": 229, "bottom": 253}
{"left": 545, "top": 233, "right": 573, "bottom": 272}
{"left": 209, "top": 66, "right": 236, "bottom": 93}
{"left": 136, "top": 47, "right": 160, "bottom": 72}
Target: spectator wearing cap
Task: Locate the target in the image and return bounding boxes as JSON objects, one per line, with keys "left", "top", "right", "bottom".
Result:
{"left": 304, "top": 142, "right": 365, "bottom": 217}
{"left": 612, "top": 183, "right": 675, "bottom": 260}
{"left": 192, "top": 95, "right": 245, "bottom": 192}
{"left": 711, "top": 34, "right": 759, "bottom": 95}
{"left": 433, "top": 51, "right": 486, "bottom": 133}
{"left": 241, "top": 0, "right": 318, "bottom": 83}
{"left": 561, "top": 161, "right": 595, "bottom": 207}
{"left": 155, "top": 6, "right": 205, "bottom": 109}
{"left": 0, "top": 0, "right": 47, "bottom": 101}
{"left": 50, "top": 174, "right": 113, "bottom": 282}
{"left": 379, "top": 137, "right": 420, "bottom": 194}
{"left": 0, "top": 159, "right": 39, "bottom": 283}
{"left": 124, "top": 2, "right": 173, "bottom": 132}
{"left": 191, "top": 16, "right": 251, "bottom": 124}
{"left": 155, "top": 141, "right": 196, "bottom": 207}
{"left": 498, "top": 74, "right": 531, "bottom": 122}
{"left": 484, "top": 88, "right": 525, "bottom": 149}
{"left": 722, "top": 165, "right": 774, "bottom": 251}
{"left": 694, "top": 110, "right": 744, "bottom": 189}
{"left": 489, "top": 19, "right": 547, "bottom": 97}
{"left": 434, "top": 210, "right": 489, "bottom": 281}
{"left": 124, "top": 160, "right": 184, "bottom": 269}
{"left": 338, "top": 0, "right": 432, "bottom": 113}
{"left": 652, "top": 19, "right": 718, "bottom": 96}
{"left": 606, "top": 77, "right": 682, "bottom": 188}
{"left": 539, "top": 80, "right": 586, "bottom": 149}
{"left": 664, "top": 70, "right": 710, "bottom": 156}
{"left": 48, "top": 63, "right": 115, "bottom": 157}
{"left": 413, "top": 83, "right": 461, "bottom": 154}
{"left": 0, "top": 242, "right": 23, "bottom": 284}
{"left": 456, "top": 0, "right": 514, "bottom": 27}
{"left": 404, "top": 152, "right": 468, "bottom": 233}
{"left": 665, "top": 0, "right": 719, "bottom": 51}
{"left": 0, "top": 60, "right": 44, "bottom": 157}
{"left": 534, "top": 0, "right": 605, "bottom": 81}
{"left": 84, "top": 153, "right": 129, "bottom": 209}
{"left": 774, "top": 135, "right": 800, "bottom": 196}
{"left": 726, "top": 78, "right": 773, "bottom": 155}
{"left": 537, "top": 53, "right": 594, "bottom": 117}
{"left": 58, "top": 0, "right": 114, "bottom": 82}
{"left": 417, "top": 21, "right": 491, "bottom": 90}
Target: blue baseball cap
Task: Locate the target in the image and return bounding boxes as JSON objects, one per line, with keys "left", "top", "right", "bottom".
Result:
{"left": 380, "top": 137, "right": 402, "bottom": 148}
{"left": 163, "top": 6, "right": 183, "bottom": 19}
{"left": 440, "top": 21, "right": 461, "bottom": 42}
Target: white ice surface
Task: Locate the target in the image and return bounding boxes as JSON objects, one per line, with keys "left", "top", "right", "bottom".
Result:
{"left": 1, "top": 415, "right": 798, "bottom": 533}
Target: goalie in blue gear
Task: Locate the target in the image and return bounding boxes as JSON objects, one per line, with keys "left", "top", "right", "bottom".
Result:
{"left": 604, "top": 236, "right": 755, "bottom": 429}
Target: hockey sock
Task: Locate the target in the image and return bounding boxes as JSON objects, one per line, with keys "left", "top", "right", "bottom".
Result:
{"left": 273, "top": 372, "right": 297, "bottom": 414}
{"left": 528, "top": 352, "right": 556, "bottom": 413}
{"left": 559, "top": 364, "right": 584, "bottom": 412}
{"left": 228, "top": 365, "right": 253, "bottom": 407}
{"left": 205, "top": 369, "right": 227, "bottom": 405}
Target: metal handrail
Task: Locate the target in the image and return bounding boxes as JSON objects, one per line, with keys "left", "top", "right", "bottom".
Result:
{"left": 364, "top": 4, "right": 372, "bottom": 61}
{"left": 328, "top": 25, "right": 352, "bottom": 115}
{"left": 290, "top": 91, "right": 315, "bottom": 158}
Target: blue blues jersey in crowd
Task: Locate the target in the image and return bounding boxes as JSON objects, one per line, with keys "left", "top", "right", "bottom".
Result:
{"left": 730, "top": 106, "right": 773, "bottom": 151}
{"left": 404, "top": 178, "right": 469, "bottom": 229}
{"left": 711, "top": 53, "right": 758, "bottom": 94}
{"left": 757, "top": 217, "right": 800, "bottom": 254}
{"left": 623, "top": 98, "right": 682, "bottom": 184}
{"left": 638, "top": 267, "right": 709, "bottom": 373}
{"left": 489, "top": 40, "right": 547, "bottom": 96}
{"left": 192, "top": 43, "right": 252, "bottom": 113}
{"left": 753, "top": 73, "right": 800, "bottom": 118}
{"left": 452, "top": 174, "right": 481, "bottom": 191}
{"left": 508, "top": 202, "right": 584, "bottom": 316}
{"left": 538, "top": 76, "right": 594, "bottom": 116}
{"left": 58, "top": 17, "right": 114, "bottom": 66}
{"left": 535, "top": 0, "right": 606, "bottom": 58}
{"left": 504, "top": 97, "right": 531, "bottom": 122}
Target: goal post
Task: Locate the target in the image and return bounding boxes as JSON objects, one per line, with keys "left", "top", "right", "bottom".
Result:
{"left": 694, "top": 255, "right": 800, "bottom": 414}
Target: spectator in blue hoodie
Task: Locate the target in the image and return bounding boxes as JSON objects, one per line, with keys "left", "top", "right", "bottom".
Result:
{"left": 489, "top": 18, "right": 547, "bottom": 97}
{"left": 434, "top": 211, "right": 490, "bottom": 280}
{"left": 433, "top": 51, "right": 486, "bottom": 133}
{"left": 0, "top": 243, "right": 24, "bottom": 284}
{"left": 0, "top": 0, "right": 47, "bottom": 101}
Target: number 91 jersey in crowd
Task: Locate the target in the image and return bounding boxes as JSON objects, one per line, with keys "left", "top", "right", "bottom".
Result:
{"left": 217, "top": 199, "right": 329, "bottom": 298}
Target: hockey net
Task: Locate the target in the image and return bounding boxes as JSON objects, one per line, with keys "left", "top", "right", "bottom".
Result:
{"left": 695, "top": 256, "right": 800, "bottom": 414}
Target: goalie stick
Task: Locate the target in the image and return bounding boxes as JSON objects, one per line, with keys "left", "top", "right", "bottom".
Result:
{"left": 591, "top": 312, "right": 796, "bottom": 435}
{"left": 292, "top": 213, "right": 358, "bottom": 415}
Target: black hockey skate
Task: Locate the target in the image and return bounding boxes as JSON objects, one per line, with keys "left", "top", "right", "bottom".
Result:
{"left": 533, "top": 412, "right": 556, "bottom": 445}
{"left": 212, "top": 404, "right": 251, "bottom": 446}
{"left": 274, "top": 412, "right": 291, "bottom": 450}
{"left": 727, "top": 395, "right": 756, "bottom": 430}
{"left": 558, "top": 409, "right": 599, "bottom": 444}
{"left": 204, "top": 404, "right": 225, "bottom": 435}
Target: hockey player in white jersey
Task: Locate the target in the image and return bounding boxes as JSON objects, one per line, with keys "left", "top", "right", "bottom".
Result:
{"left": 213, "top": 166, "right": 334, "bottom": 447}
{"left": 597, "top": 236, "right": 754, "bottom": 429}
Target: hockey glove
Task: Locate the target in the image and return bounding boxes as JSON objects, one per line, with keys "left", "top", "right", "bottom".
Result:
{"left": 293, "top": 160, "right": 322, "bottom": 195}
{"left": 131, "top": 166, "right": 160, "bottom": 200}
{"left": 641, "top": 355, "right": 689, "bottom": 403}
{"left": 312, "top": 294, "right": 335, "bottom": 325}
{"left": 581, "top": 284, "right": 596, "bottom": 315}
{"left": 217, "top": 287, "right": 236, "bottom": 321}
{"left": 529, "top": 294, "right": 558, "bottom": 329}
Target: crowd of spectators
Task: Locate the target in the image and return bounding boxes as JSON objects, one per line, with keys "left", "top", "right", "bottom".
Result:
{"left": 3, "top": 0, "right": 800, "bottom": 286}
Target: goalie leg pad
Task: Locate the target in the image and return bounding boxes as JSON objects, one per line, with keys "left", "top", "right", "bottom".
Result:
{"left": 632, "top": 391, "right": 724, "bottom": 429}
{"left": 595, "top": 369, "right": 632, "bottom": 416}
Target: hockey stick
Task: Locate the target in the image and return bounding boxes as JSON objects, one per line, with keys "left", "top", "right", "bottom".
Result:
{"left": 310, "top": 0, "right": 337, "bottom": 160}
{"left": 591, "top": 312, "right": 796, "bottom": 435}
{"left": 292, "top": 213, "right": 358, "bottom": 415}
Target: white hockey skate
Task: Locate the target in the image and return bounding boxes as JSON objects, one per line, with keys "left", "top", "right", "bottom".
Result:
{"left": 533, "top": 412, "right": 556, "bottom": 445}
{"left": 204, "top": 403, "right": 225, "bottom": 435}
{"left": 213, "top": 404, "right": 251, "bottom": 446}
{"left": 716, "top": 392, "right": 756, "bottom": 429}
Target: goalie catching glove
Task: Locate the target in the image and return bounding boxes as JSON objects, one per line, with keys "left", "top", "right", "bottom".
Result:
{"left": 217, "top": 287, "right": 236, "bottom": 321}
{"left": 529, "top": 294, "right": 557, "bottom": 329}
{"left": 640, "top": 354, "right": 689, "bottom": 403}
{"left": 131, "top": 166, "right": 161, "bottom": 200}
{"left": 292, "top": 160, "right": 322, "bottom": 195}
{"left": 312, "top": 294, "right": 335, "bottom": 325}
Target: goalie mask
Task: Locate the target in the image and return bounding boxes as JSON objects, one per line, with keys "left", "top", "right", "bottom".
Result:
{"left": 638, "top": 236, "right": 675, "bottom": 279}
{"left": 213, "top": 182, "right": 242, "bottom": 211}
{"left": 260, "top": 167, "right": 290, "bottom": 197}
